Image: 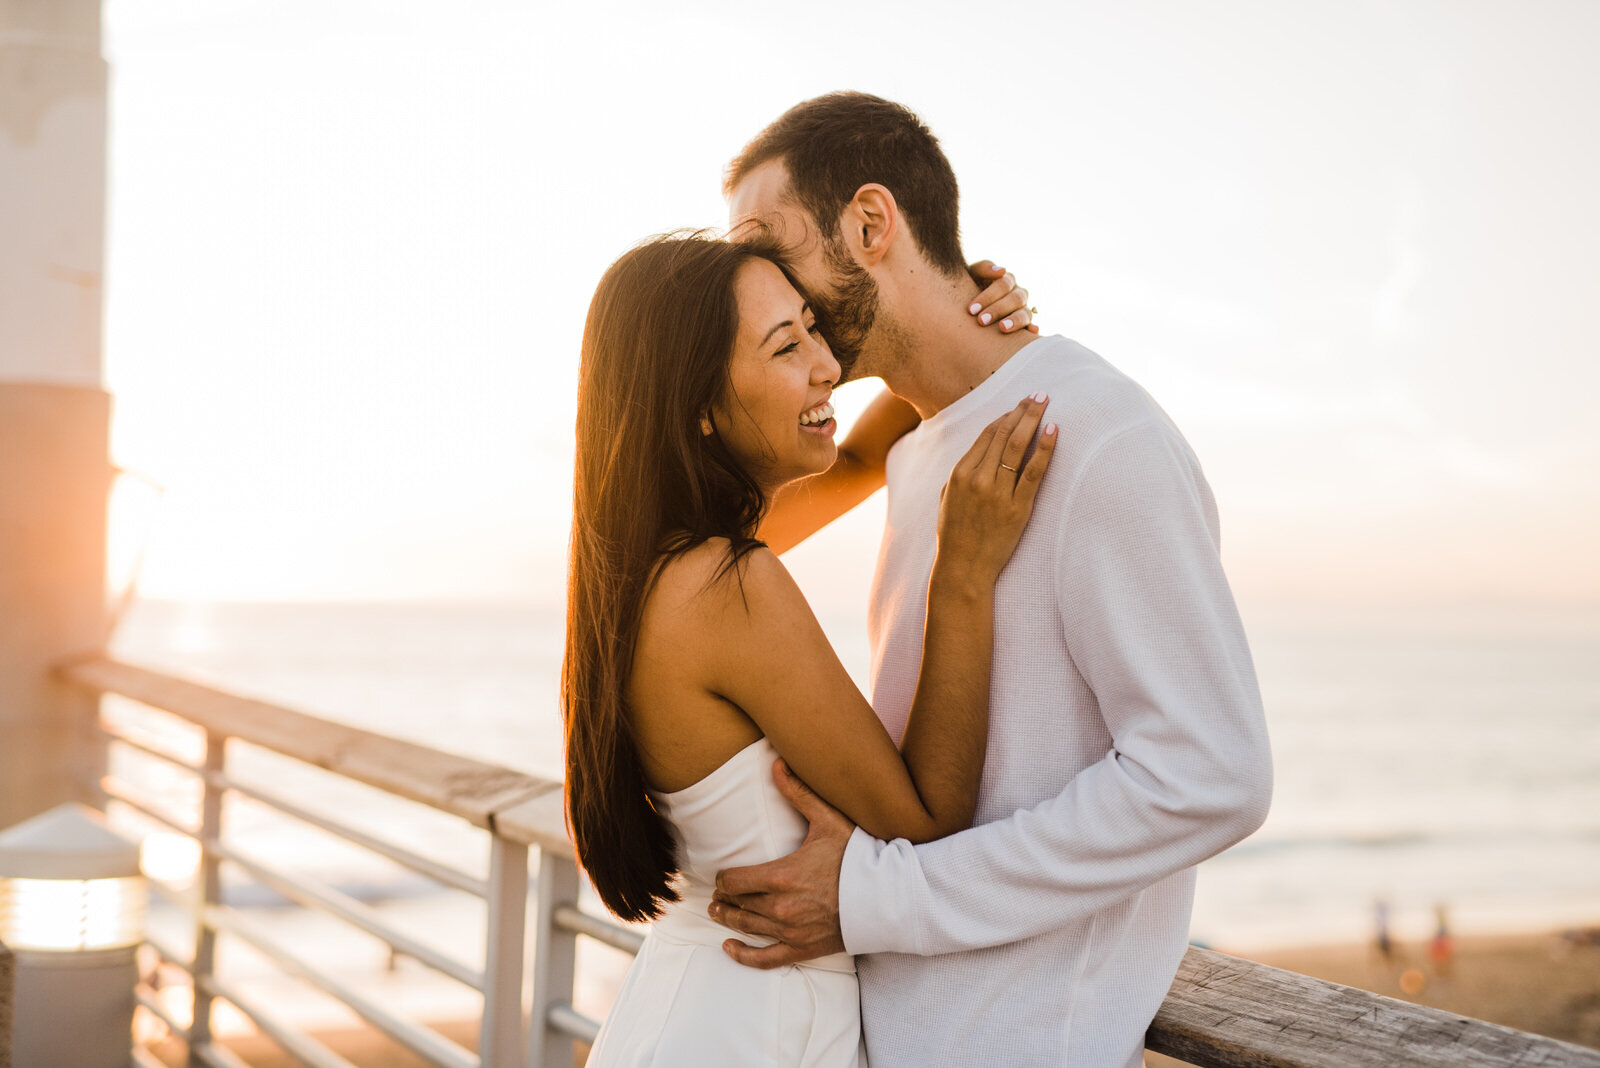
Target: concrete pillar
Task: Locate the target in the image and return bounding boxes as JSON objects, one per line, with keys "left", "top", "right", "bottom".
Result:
{"left": 0, "top": 0, "right": 112, "bottom": 828}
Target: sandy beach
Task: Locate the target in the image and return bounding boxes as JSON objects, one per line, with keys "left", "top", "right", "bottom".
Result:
{"left": 139, "top": 925, "right": 1599, "bottom": 1067}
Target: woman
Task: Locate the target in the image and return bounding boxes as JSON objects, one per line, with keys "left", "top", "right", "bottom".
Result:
{"left": 564, "top": 232, "right": 1054, "bottom": 1066}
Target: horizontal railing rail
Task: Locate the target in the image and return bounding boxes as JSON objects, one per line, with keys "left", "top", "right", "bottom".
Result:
{"left": 61, "top": 654, "right": 1600, "bottom": 1068}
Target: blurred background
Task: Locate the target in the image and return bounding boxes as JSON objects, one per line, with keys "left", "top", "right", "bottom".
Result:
{"left": 81, "top": 0, "right": 1597, "bottom": 1027}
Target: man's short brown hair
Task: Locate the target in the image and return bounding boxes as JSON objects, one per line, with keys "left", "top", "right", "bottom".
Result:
{"left": 725, "top": 92, "right": 965, "bottom": 278}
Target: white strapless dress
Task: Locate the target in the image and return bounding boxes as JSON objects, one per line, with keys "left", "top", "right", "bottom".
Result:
{"left": 585, "top": 736, "right": 867, "bottom": 1067}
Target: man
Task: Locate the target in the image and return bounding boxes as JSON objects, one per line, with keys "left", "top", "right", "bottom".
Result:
{"left": 709, "top": 91, "right": 1273, "bottom": 1067}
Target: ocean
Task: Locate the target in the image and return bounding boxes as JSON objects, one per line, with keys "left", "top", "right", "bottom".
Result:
{"left": 110, "top": 596, "right": 1600, "bottom": 959}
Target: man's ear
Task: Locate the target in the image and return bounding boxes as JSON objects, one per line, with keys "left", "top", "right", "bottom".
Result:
{"left": 841, "top": 183, "right": 898, "bottom": 267}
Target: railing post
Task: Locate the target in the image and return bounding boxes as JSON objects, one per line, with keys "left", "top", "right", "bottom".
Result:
{"left": 187, "top": 731, "right": 225, "bottom": 1064}
{"left": 480, "top": 835, "right": 529, "bottom": 1068}
{"left": 527, "top": 849, "right": 579, "bottom": 1068}
{"left": 1, "top": 939, "right": 13, "bottom": 1068}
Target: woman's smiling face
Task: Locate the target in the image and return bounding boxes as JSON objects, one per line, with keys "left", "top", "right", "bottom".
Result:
{"left": 709, "top": 258, "right": 842, "bottom": 493}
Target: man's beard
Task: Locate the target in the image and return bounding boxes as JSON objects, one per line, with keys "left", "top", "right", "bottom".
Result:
{"left": 810, "top": 234, "right": 879, "bottom": 383}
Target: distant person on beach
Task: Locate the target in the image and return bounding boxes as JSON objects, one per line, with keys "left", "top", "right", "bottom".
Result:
{"left": 697, "top": 92, "right": 1274, "bottom": 1068}
{"left": 1374, "top": 896, "right": 1397, "bottom": 965}
{"left": 1430, "top": 903, "right": 1455, "bottom": 981}
{"left": 565, "top": 231, "right": 1052, "bottom": 1066}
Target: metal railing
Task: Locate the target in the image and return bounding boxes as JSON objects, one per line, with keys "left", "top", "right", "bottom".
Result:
{"left": 61, "top": 655, "right": 1600, "bottom": 1068}
{"left": 63, "top": 655, "right": 600, "bottom": 1068}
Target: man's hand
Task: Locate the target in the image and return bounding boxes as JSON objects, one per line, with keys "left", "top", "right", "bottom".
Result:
{"left": 709, "top": 758, "right": 853, "bottom": 969}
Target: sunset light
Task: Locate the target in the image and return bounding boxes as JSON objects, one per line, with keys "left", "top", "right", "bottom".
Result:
{"left": 5, "top": 1, "right": 1597, "bottom": 1064}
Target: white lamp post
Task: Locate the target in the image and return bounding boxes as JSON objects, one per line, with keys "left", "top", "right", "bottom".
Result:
{"left": 0, "top": 803, "right": 147, "bottom": 1067}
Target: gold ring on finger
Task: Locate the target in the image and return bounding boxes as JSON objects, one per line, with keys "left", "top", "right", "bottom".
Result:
{"left": 1028, "top": 306, "right": 1038, "bottom": 315}
{"left": 999, "top": 462, "right": 1019, "bottom": 473}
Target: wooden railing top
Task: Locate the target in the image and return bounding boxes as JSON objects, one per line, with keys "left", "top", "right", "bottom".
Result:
{"left": 493, "top": 786, "right": 574, "bottom": 856}
{"left": 1149, "top": 946, "right": 1600, "bottom": 1067}
{"left": 60, "top": 655, "right": 563, "bottom": 837}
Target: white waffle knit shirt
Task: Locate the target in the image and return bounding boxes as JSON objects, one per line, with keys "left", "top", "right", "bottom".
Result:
{"left": 841, "top": 335, "right": 1273, "bottom": 1068}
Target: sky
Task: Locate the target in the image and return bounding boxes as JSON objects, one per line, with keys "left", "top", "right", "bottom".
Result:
{"left": 98, "top": 0, "right": 1600, "bottom": 608}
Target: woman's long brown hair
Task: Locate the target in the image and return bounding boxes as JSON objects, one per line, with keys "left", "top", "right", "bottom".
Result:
{"left": 563, "top": 232, "right": 790, "bottom": 921}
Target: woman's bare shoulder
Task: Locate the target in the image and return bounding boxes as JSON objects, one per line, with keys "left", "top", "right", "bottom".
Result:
{"left": 645, "top": 539, "right": 787, "bottom": 618}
